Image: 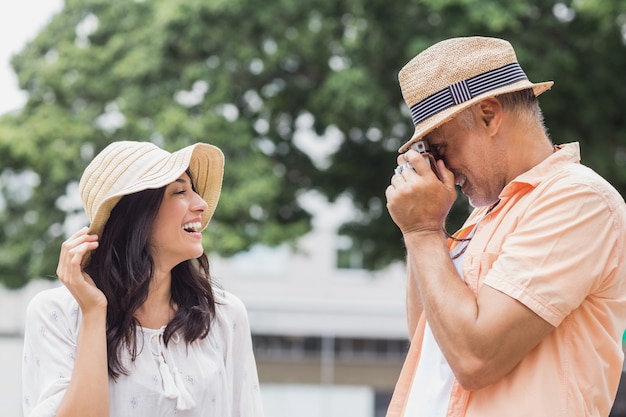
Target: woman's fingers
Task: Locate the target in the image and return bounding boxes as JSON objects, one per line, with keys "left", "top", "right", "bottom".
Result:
{"left": 57, "top": 227, "right": 98, "bottom": 280}
{"left": 56, "top": 228, "right": 107, "bottom": 311}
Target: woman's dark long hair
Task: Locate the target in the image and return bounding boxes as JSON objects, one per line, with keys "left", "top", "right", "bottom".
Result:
{"left": 85, "top": 176, "right": 217, "bottom": 379}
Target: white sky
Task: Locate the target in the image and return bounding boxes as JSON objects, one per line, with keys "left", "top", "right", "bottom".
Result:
{"left": 0, "top": 0, "right": 64, "bottom": 115}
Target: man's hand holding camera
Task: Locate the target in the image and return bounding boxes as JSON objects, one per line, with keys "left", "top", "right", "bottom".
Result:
{"left": 386, "top": 144, "right": 457, "bottom": 237}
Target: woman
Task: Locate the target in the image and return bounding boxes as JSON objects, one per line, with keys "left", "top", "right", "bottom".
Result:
{"left": 22, "top": 141, "right": 264, "bottom": 416}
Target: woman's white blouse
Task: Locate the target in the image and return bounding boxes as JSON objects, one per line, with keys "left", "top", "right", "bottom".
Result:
{"left": 22, "top": 286, "right": 264, "bottom": 417}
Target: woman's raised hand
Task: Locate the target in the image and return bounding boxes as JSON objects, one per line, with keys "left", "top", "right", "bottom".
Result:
{"left": 56, "top": 227, "right": 107, "bottom": 313}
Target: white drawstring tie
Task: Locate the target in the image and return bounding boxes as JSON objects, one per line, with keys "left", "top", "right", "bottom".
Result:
{"left": 150, "top": 328, "right": 197, "bottom": 410}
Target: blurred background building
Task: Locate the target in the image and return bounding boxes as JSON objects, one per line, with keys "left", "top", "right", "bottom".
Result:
{"left": 214, "top": 197, "right": 408, "bottom": 417}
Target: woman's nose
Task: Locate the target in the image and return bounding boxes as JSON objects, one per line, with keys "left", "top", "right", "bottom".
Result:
{"left": 192, "top": 192, "right": 208, "bottom": 212}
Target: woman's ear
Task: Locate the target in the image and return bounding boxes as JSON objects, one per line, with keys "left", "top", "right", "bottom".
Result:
{"left": 477, "top": 97, "right": 502, "bottom": 136}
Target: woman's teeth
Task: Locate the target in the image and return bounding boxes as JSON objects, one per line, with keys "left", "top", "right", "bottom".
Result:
{"left": 182, "top": 221, "right": 202, "bottom": 232}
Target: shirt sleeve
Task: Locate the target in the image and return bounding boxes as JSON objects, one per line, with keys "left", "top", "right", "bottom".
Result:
{"left": 482, "top": 174, "right": 626, "bottom": 327}
{"left": 22, "top": 287, "right": 81, "bottom": 417}
{"left": 217, "top": 291, "right": 265, "bottom": 417}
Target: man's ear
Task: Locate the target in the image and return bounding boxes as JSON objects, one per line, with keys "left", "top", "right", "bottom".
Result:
{"left": 477, "top": 97, "right": 502, "bottom": 136}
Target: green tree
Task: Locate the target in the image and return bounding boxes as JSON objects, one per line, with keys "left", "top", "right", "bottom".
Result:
{"left": 1, "top": 0, "right": 625, "bottom": 288}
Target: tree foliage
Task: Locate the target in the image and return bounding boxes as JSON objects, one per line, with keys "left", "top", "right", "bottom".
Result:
{"left": 1, "top": 0, "right": 625, "bottom": 288}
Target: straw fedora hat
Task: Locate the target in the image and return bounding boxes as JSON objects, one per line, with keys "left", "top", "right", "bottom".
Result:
{"left": 79, "top": 141, "right": 224, "bottom": 239}
{"left": 398, "top": 36, "right": 554, "bottom": 153}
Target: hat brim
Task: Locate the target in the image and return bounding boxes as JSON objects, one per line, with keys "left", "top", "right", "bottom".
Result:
{"left": 398, "top": 80, "right": 554, "bottom": 153}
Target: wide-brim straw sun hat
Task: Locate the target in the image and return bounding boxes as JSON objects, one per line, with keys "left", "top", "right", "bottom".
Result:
{"left": 79, "top": 141, "right": 224, "bottom": 239}
{"left": 398, "top": 36, "right": 554, "bottom": 153}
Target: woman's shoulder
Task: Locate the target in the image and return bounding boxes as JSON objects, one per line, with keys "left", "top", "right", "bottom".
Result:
{"left": 213, "top": 287, "right": 247, "bottom": 312}
{"left": 26, "top": 285, "right": 78, "bottom": 321}
{"left": 212, "top": 287, "right": 251, "bottom": 325}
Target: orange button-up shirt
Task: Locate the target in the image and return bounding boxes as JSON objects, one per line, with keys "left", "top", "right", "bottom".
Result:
{"left": 387, "top": 143, "right": 626, "bottom": 417}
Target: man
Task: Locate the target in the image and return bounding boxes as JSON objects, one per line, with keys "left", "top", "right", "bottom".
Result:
{"left": 385, "top": 36, "right": 626, "bottom": 417}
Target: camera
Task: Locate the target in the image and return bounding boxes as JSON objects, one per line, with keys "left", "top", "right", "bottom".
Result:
{"left": 394, "top": 140, "right": 441, "bottom": 179}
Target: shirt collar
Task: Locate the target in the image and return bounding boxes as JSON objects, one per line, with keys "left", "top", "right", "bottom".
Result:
{"left": 499, "top": 142, "right": 581, "bottom": 199}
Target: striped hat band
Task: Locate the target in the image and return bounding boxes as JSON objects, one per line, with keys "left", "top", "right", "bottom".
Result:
{"left": 409, "top": 63, "right": 527, "bottom": 126}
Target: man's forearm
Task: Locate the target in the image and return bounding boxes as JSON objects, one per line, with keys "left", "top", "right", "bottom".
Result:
{"left": 406, "top": 252, "right": 423, "bottom": 339}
